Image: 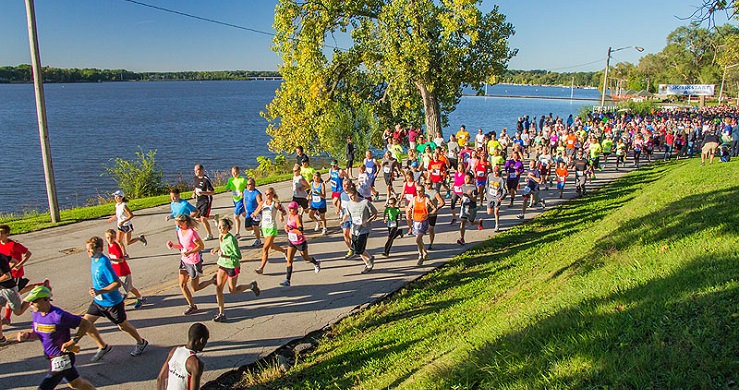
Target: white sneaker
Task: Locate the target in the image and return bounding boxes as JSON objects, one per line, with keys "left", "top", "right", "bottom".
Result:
{"left": 314, "top": 223, "right": 320, "bottom": 232}
{"left": 321, "top": 228, "right": 328, "bottom": 235}
{"left": 313, "top": 257, "right": 321, "bottom": 273}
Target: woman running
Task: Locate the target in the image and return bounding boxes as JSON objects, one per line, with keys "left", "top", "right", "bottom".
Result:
{"left": 408, "top": 184, "right": 437, "bottom": 265}
{"left": 449, "top": 162, "right": 466, "bottom": 224}
{"left": 210, "top": 218, "right": 260, "bottom": 322}
{"left": 282, "top": 201, "right": 322, "bottom": 287}
{"left": 308, "top": 172, "right": 328, "bottom": 235}
{"left": 166, "top": 214, "right": 216, "bottom": 316}
{"left": 252, "top": 188, "right": 287, "bottom": 275}
{"left": 107, "top": 190, "right": 147, "bottom": 258}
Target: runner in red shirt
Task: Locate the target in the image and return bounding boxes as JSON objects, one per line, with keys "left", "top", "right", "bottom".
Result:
{"left": 0, "top": 224, "right": 48, "bottom": 325}
{"left": 474, "top": 157, "right": 490, "bottom": 204}
{"left": 105, "top": 230, "right": 146, "bottom": 309}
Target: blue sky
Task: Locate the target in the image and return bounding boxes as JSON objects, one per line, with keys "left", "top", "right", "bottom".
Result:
{"left": 0, "top": 0, "right": 734, "bottom": 72}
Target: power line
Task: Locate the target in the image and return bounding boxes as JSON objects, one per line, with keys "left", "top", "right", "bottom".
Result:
{"left": 120, "top": 0, "right": 347, "bottom": 50}
{"left": 546, "top": 57, "right": 609, "bottom": 71}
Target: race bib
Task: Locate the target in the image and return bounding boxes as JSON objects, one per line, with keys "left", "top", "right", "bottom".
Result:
{"left": 576, "top": 171, "right": 584, "bottom": 177}
{"left": 405, "top": 194, "right": 414, "bottom": 202}
{"left": 232, "top": 190, "right": 240, "bottom": 197}
{"left": 287, "top": 232, "right": 299, "bottom": 242}
{"left": 488, "top": 187, "right": 498, "bottom": 196}
{"left": 557, "top": 175, "right": 566, "bottom": 182}
{"left": 433, "top": 169, "right": 441, "bottom": 176}
{"left": 383, "top": 166, "right": 391, "bottom": 174}
{"left": 352, "top": 215, "right": 363, "bottom": 226}
{"left": 388, "top": 220, "right": 397, "bottom": 228}
{"left": 262, "top": 213, "right": 273, "bottom": 224}
{"left": 51, "top": 354, "right": 72, "bottom": 372}
{"left": 366, "top": 167, "right": 374, "bottom": 174}
{"left": 453, "top": 185, "right": 462, "bottom": 193}
{"left": 252, "top": 213, "right": 261, "bottom": 222}
{"left": 312, "top": 195, "right": 321, "bottom": 203}
{"left": 476, "top": 171, "right": 484, "bottom": 177}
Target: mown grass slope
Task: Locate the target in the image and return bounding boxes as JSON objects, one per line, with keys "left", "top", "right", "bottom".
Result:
{"left": 242, "top": 160, "right": 739, "bottom": 389}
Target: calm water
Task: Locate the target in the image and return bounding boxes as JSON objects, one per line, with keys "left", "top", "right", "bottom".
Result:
{"left": 0, "top": 81, "right": 599, "bottom": 214}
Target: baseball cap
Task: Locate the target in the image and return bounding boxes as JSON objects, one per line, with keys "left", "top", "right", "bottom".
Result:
{"left": 112, "top": 190, "right": 124, "bottom": 197}
{"left": 24, "top": 285, "right": 52, "bottom": 302}
{"left": 287, "top": 201, "right": 300, "bottom": 209}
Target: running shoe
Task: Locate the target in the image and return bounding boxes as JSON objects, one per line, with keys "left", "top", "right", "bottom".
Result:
{"left": 445, "top": 192, "right": 451, "bottom": 199}
{"left": 478, "top": 220, "right": 484, "bottom": 230}
{"left": 213, "top": 313, "right": 227, "bottom": 322}
{"left": 280, "top": 279, "right": 291, "bottom": 287}
{"left": 0, "top": 336, "right": 6, "bottom": 345}
{"left": 321, "top": 228, "right": 328, "bottom": 236}
{"left": 252, "top": 239, "right": 262, "bottom": 247}
{"left": 314, "top": 223, "right": 320, "bottom": 232}
{"left": 313, "top": 258, "right": 321, "bottom": 274}
{"left": 234, "top": 234, "right": 241, "bottom": 240}
{"left": 124, "top": 254, "right": 131, "bottom": 260}
{"left": 344, "top": 250, "right": 355, "bottom": 259}
{"left": 381, "top": 252, "right": 389, "bottom": 257}
{"left": 91, "top": 344, "right": 112, "bottom": 362}
{"left": 131, "top": 339, "right": 148, "bottom": 357}
{"left": 184, "top": 305, "right": 199, "bottom": 316}
{"left": 360, "top": 265, "right": 373, "bottom": 274}
{"left": 427, "top": 244, "right": 433, "bottom": 250}
{"left": 449, "top": 218, "right": 456, "bottom": 225}
{"left": 416, "top": 254, "right": 425, "bottom": 266}
{"left": 139, "top": 235, "right": 147, "bottom": 246}
{"left": 494, "top": 226, "right": 500, "bottom": 232}
{"left": 250, "top": 281, "right": 260, "bottom": 296}
{"left": 133, "top": 299, "right": 143, "bottom": 309}
{"left": 205, "top": 234, "right": 214, "bottom": 241}
{"left": 457, "top": 238, "right": 465, "bottom": 245}
{"left": 517, "top": 214, "right": 524, "bottom": 219}
{"left": 254, "top": 267, "right": 263, "bottom": 275}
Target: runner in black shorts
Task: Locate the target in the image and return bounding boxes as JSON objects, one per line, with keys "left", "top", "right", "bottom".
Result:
{"left": 193, "top": 164, "right": 216, "bottom": 240}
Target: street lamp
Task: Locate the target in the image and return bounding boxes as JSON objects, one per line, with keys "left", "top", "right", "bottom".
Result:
{"left": 718, "top": 63, "right": 739, "bottom": 104}
{"left": 600, "top": 46, "right": 645, "bottom": 109}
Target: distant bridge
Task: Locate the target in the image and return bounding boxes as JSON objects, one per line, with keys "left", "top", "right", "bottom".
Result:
{"left": 247, "top": 77, "right": 283, "bottom": 80}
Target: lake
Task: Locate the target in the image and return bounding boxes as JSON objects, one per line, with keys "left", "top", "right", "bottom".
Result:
{"left": 0, "top": 81, "right": 599, "bottom": 214}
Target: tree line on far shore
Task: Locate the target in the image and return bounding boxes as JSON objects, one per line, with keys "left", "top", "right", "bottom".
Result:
{"left": 0, "top": 65, "right": 281, "bottom": 83}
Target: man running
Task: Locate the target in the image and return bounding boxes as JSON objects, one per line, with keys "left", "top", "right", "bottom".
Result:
{"left": 342, "top": 186, "right": 378, "bottom": 274}
{"left": 291, "top": 164, "right": 310, "bottom": 214}
{"left": 224, "top": 166, "right": 247, "bottom": 239}
{"left": 83, "top": 236, "right": 148, "bottom": 360}
{"left": 16, "top": 286, "right": 102, "bottom": 390}
{"left": 380, "top": 151, "right": 402, "bottom": 202}
{"left": 518, "top": 159, "right": 545, "bottom": 220}
{"left": 157, "top": 323, "right": 209, "bottom": 390}
{"left": 192, "top": 164, "right": 216, "bottom": 240}
{"left": 0, "top": 224, "right": 47, "bottom": 325}
{"left": 242, "top": 178, "right": 263, "bottom": 247}
{"left": 423, "top": 181, "right": 445, "bottom": 250}
{"left": 0, "top": 252, "right": 31, "bottom": 343}
{"left": 485, "top": 166, "right": 507, "bottom": 232}
{"left": 503, "top": 152, "right": 525, "bottom": 207}
{"left": 570, "top": 150, "right": 590, "bottom": 197}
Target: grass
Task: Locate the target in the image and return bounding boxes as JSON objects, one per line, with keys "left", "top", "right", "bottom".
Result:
{"left": 233, "top": 159, "right": 739, "bottom": 389}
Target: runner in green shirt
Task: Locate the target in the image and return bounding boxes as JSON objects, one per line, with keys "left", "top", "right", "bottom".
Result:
{"left": 601, "top": 135, "right": 614, "bottom": 168}
{"left": 225, "top": 166, "right": 248, "bottom": 238}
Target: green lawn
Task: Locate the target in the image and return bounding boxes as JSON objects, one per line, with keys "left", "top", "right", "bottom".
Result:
{"left": 239, "top": 159, "right": 739, "bottom": 389}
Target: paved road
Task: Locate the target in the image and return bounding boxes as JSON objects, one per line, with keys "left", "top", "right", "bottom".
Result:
{"left": 0, "top": 162, "right": 634, "bottom": 389}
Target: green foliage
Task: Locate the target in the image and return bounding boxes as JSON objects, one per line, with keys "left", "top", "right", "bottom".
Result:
{"left": 246, "top": 160, "right": 739, "bottom": 389}
{"left": 617, "top": 100, "right": 659, "bottom": 115}
{"left": 501, "top": 70, "right": 600, "bottom": 87}
{"left": 264, "top": 0, "right": 516, "bottom": 152}
{"left": 103, "top": 147, "right": 165, "bottom": 199}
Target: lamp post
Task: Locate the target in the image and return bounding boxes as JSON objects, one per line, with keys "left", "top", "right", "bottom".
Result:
{"left": 718, "top": 63, "right": 739, "bottom": 104}
{"left": 600, "top": 46, "right": 645, "bottom": 109}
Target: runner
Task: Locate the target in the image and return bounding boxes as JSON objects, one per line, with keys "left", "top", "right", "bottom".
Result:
{"left": 555, "top": 160, "right": 569, "bottom": 199}
{"left": 308, "top": 172, "right": 329, "bottom": 235}
{"left": 83, "top": 236, "right": 148, "bottom": 359}
{"left": 165, "top": 215, "right": 217, "bottom": 316}
{"left": 449, "top": 162, "right": 466, "bottom": 224}
{"left": 518, "top": 159, "right": 545, "bottom": 220}
{"left": 485, "top": 166, "right": 507, "bottom": 232}
{"left": 252, "top": 187, "right": 288, "bottom": 275}
{"left": 0, "top": 252, "right": 31, "bottom": 343}
{"left": 632, "top": 134, "right": 644, "bottom": 168}
{"left": 157, "top": 323, "right": 209, "bottom": 390}
{"left": 423, "top": 181, "right": 445, "bottom": 251}
{"left": 381, "top": 197, "right": 404, "bottom": 257}
{"left": 328, "top": 160, "right": 348, "bottom": 215}
{"left": 339, "top": 180, "right": 356, "bottom": 259}
{"left": 107, "top": 190, "right": 147, "bottom": 258}
{"left": 282, "top": 201, "right": 322, "bottom": 287}
{"left": 166, "top": 188, "right": 197, "bottom": 223}
{"left": 473, "top": 153, "right": 490, "bottom": 204}
{"left": 242, "top": 178, "right": 263, "bottom": 248}
{"left": 407, "top": 184, "right": 437, "bottom": 265}
{"left": 601, "top": 134, "right": 614, "bottom": 167}
{"left": 291, "top": 164, "right": 310, "bottom": 215}
{"left": 105, "top": 229, "right": 145, "bottom": 309}
{"left": 457, "top": 172, "right": 482, "bottom": 245}
{"left": 363, "top": 151, "right": 380, "bottom": 200}
{"left": 0, "top": 224, "right": 47, "bottom": 326}
{"left": 342, "top": 186, "right": 378, "bottom": 274}
{"left": 456, "top": 125, "right": 470, "bottom": 148}
{"left": 503, "top": 152, "right": 525, "bottom": 207}
{"left": 224, "top": 166, "right": 248, "bottom": 239}
{"left": 15, "top": 286, "right": 101, "bottom": 390}
{"left": 380, "top": 151, "right": 402, "bottom": 202}
{"left": 446, "top": 134, "right": 460, "bottom": 171}
{"left": 614, "top": 138, "right": 627, "bottom": 171}
{"left": 570, "top": 150, "right": 589, "bottom": 197}
{"left": 356, "top": 164, "right": 374, "bottom": 201}
{"left": 209, "top": 218, "right": 260, "bottom": 322}
{"left": 588, "top": 136, "right": 603, "bottom": 171}
{"left": 192, "top": 165, "right": 216, "bottom": 240}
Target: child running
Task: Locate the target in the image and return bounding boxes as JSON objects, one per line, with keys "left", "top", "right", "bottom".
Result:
{"left": 209, "top": 218, "right": 260, "bottom": 322}
{"left": 105, "top": 229, "right": 145, "bottom": 309}
{"left": 555, "top": 160, "right": 569, "bottom": 199}
{"left": 107, "top": 190, "right": 147, "bottom": 258}
{"left": 381, "top": 197, "right": 404, "bottom": 257}
{"left": 282, "top": 201, "right": 322, "bottom": 287}
{"left": 166, "top": 214, "right": 217, "bottom": 316}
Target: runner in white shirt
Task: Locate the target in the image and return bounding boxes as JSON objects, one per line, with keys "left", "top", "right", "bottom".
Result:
{"left": 157, "top": 323, "right": 209, "bottom": 390}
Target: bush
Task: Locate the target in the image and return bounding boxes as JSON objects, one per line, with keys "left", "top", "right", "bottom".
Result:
{"left": 103, "top": 147, "right": 165, "bottom": 198}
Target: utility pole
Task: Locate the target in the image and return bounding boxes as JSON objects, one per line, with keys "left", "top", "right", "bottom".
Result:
{"left": 25, "top": 0, "right": 60, "bottom": 222}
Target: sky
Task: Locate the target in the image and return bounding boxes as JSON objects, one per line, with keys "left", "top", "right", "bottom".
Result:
{"left": 0, "top": 0, "right": 735, "bottom": 72}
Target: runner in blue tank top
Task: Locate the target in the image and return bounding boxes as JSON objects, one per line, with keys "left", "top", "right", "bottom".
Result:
{"left": 242, "top": 178, "right": 263, "bottom": 247}
{"left": 328, "top": 160, "right": 349, "bottom": 215}
{"left": 363, "top": 150, "right": 379, "bottom": 199}
{"left": 308, "top": 172, "right": 328, "bottom": 235}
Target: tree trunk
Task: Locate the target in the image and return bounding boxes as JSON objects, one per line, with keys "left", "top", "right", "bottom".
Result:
{"left": 417, "top": 82, "right": 443, "bottom": 140}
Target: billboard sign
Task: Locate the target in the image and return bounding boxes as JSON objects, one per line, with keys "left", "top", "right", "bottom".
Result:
{"left": 658, "top": 84, "right": 715, "bottom": 96}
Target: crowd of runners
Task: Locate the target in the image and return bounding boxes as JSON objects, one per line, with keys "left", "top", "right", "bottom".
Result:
{"left": 1, "top": 105, "right": 737, "bottom": 389}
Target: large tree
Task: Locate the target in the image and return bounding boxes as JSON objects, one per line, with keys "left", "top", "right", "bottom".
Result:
{"left": 263, "top": 0, "right": 516, "bottom": 156}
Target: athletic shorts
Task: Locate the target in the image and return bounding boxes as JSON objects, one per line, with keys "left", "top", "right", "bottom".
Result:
{"left": 233, "top": 200, "right": 246, "bottom": 216}
{"left": 460, "top": 204, "right": 477, "bottom": 221}
{"left": 351, "top": 233, "right": 369, "bottom": 255}
{"left": 244, "top": 215, "right": 260, "bottom": 228}
{"left": 506, "top": 179, "right": 519, "bottom": 191}
{"left": 476, "top": 179, "right": 486, "bottom": 187}
{"left": 219, "top": 266, "right": 241, "bottom": 278}
{"left": 341, "top": 221, "right": 352, "bottom": 230}
{"left": 368, "top": 174, "right": 377, "bottom": 187}
{"left": 450, "top": 193, "right": 463, "bottom": 209}
{"left": 427, "top": 214, "right": 438, "bottom": 227}
{"left": 412, "top": 220, "right": 429, "bottom": 235}
{"left": 346, "top": 159, "right": 354, "bottom": 170}
{"left": 556, "top": 182, "right": 565, "bottom": 190}
{"left": 288, "top": 241, "right": 308, "bottom": 252}
{"left": 331, "top": 191, "right": 342, "bottom": 199}
{"left": 310, "top": 206, "right": 327, "bottom": 214}
{"left": 39, "top": 353, "right": 80, "bottom": 390}
{"left": 117, "top": 224, "right": 134, "bottom": 234}
{"left": 292, "top": 197, "right": 309, "bottom": 210}
{"left": 0, "top": 287, "right": 22, "bottom": 311}
{"left": 195, "top": 199, "right": 212, "bottom": 218}
{"left": 179, "top": 260, "right": 204, "bottom": 279}
{"left": 119, "top": 274, "right": 133, "bottom": 295}
{"left": 702, "top": 142, "right": 719, "bottom": 154}
{"left": 13, "top": 277, "right": 30, "bottom": 292}
{"left": 487, "top": 198, "right": 502, "bottom": 210}
{"left": 86, "top": 299, "right": 127, "bottom": 325}
{"left": 261, "top": 227, "right": 278, "bottom": 237}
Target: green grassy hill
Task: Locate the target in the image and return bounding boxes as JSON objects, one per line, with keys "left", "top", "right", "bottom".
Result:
{"left": 240, "top": 159, "right": 739, "bottom": 389}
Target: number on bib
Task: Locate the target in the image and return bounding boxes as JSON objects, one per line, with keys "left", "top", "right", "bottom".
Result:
{"left": 312, "top": 195, "right": 321, "bottom": 203}
{"left": 288, "top": 232, "right": 299, "bottom": 242}
{"left": 388, "top": 220, "right": 397, "bottom": 228}
{"left": 383, "top": 166, "right": 391, "bottom": 174}
{"left": 51, "top": 355, "right": 72, "bottom": 372}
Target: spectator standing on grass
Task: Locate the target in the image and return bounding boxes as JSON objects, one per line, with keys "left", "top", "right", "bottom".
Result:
{"left": 345, "top": 137, "right": 356, "bottom": 179}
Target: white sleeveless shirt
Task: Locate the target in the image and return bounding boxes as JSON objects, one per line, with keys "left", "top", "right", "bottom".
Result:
{"left": 167, "top": 346, "right": 197, "bottom": 390}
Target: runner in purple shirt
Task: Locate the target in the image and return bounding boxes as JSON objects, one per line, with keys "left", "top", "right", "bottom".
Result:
{"left": 503, "top": 152, "right": 525, "bottom": 207}
{"left": 16, "top": 285, "right": 102, "bottom": 390}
